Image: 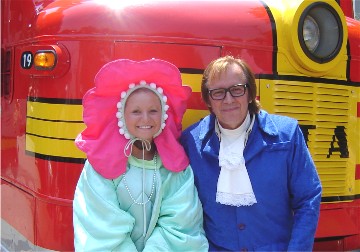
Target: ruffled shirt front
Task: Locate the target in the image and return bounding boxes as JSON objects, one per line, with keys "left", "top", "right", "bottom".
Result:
{"left": 216, "top": 113, "right": 257, "bottom": 206}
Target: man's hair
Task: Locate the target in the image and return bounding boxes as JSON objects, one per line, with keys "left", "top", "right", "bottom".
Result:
{"left": 201, "top": 55, "right": 261, "bottom": 114}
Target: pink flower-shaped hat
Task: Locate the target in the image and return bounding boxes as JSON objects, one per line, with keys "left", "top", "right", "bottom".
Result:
{"left": 75, "top": 59, "right": 192, "bottom": 179}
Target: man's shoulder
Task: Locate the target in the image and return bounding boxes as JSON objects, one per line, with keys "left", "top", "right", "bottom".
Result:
{"left": 258, "top": 110, "right": 298, "bottom": 126}
{"left": 256, "top": 110, "right": 299, "bottom": 137}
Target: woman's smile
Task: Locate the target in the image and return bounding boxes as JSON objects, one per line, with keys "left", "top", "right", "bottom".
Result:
{"left": 124, "top": 89, "right": 162, "bottom": 141}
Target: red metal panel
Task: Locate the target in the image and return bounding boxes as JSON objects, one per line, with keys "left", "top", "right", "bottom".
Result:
{"left": 315, "top": 208, "right": 358, "bottom": 238}
{"left": 1, "top": 180, "right": 35, "bottom": 244}
{"left": 14, "top": 40, "right": 114, "bottom": 100}
{"left": 356, "top": 164, "right": 360, "bottom": 180}
{"left": 188, "top": 92, "right": 207, "bottom": 110}
{"left": 347, "top": 17, "right": 360, "bottom": 83}
{"left": 34, "top": 161, "right": 82, "bottom": 199}
{"left": 317, "top": 201, "right": 360, "bottom": 250}
{"left": 114, "top": 42, "right": 220, "bottom": 70}
{"left": 35, "top": 0, "right": 274, "bottom": 75}
{"left": 339, "top": 0, "right": 355, "bottom": 18}
{"left": 221, "top": 45, "right": 274, "bottom": 75}
{"left": 35, "top": 197, "right": 73, "bottom": 251}
{"left": 36, "top": 1, "right": 272, "bottom": 46}
{"left": 18, "top": 44, "right": 70, "bottom": 78}
{"left": 314, "top": 239, "right": 344, "bottom": 251}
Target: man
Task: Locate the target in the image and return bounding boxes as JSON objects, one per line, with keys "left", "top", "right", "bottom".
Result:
{"left": 181, "top": 56, "right": 322, "bottom": 251}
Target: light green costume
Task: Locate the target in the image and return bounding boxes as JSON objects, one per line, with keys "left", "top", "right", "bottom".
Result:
{"left": 73, "top": 155, "right": 208, "bottom": 251}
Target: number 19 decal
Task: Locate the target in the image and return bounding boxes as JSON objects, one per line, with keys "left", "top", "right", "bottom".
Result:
{"left": 21, "top": 52, "right": 33, "bottom": 69}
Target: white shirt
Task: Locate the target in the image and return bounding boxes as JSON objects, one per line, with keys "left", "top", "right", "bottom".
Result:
{"left": 216, "top": 112, "right": 257, "bottom": 206}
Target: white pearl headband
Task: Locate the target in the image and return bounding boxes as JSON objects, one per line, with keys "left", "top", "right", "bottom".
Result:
{"left": 115, "top": 80, "right": 169, "bottom": 140}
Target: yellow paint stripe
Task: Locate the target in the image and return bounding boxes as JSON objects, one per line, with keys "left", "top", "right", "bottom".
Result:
{"left": 26, "top": 100, "right": 85, "bottom": 158}
{"left": 183, "top": 109, "right": 209, "bottom": 130}
{"left": 26, "top": 134, "right": 86, "bottom": 158}
{"left": 25, "top": 100, "right": 209, "bottom": 159}
{"left": 27, "top": 101, "right": 83, "bottom": 121}
{"left": 355, "top": 180, "right": 360, "bottom": 195}
{"left": 26, "top": 117, "right": 85, "bottom": 140}
{"left": 181, "top": 73, "right": 202, "bottom": 92}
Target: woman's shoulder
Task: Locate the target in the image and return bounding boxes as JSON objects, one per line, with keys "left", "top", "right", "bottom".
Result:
{"left": 159, "top": 165, "right": 196, "bottom": 197}
{"left": 159, "top": 164, "right": 194, "bottom": 182}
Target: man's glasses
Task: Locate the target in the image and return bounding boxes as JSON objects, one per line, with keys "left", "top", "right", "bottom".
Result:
{"left": 208, "top": 83, "right": 248, "bottom": 100}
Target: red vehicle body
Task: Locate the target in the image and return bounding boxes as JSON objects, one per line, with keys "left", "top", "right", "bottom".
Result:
{"left": 1, "top": 0, "right": 360, "bottom": 251}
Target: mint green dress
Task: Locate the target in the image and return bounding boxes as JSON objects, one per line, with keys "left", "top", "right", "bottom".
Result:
{"left": 73, "top": 155, "right": 208, "bottom": 251}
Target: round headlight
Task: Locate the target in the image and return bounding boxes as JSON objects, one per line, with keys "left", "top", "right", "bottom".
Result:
{"left": 303, "top": 15, "right": 320, "bottom": 53}
{"left": 299, "top": 2, "right": 343, "bottom": 63}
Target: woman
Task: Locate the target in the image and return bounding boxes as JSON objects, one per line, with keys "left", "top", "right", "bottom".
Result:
{"left": 73, "top": 59, "right": 208, "bottom": 251}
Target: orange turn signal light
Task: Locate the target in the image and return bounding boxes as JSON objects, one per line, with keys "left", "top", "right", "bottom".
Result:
{"left": 34, "top": 51, "right": 56, "bottom": 70}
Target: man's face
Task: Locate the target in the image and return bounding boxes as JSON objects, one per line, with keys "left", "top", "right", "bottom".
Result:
{"left": 207, "top": 64, "right": 250, "bottom": 129}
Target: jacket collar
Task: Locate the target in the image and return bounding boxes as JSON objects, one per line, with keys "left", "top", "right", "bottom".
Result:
{"left": 199, "top": 110, "right": 280, "bottom": 161}
{"left": 199, "top": 110, "right": 279, "bottom": 139}
{"left": 198, "top": 114, "right": 219, "bottom": 158}
{"left": 245, "top": 110, "right": 280, "bottom": 162}
{"left": 199, "top": 113, "right": 216, "bottom": 140}
{"left": 256, "top": 110, "right": 278, "bottom": 136}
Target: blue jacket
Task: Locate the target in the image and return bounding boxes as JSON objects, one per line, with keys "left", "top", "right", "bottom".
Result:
{"left": 181, "top": 110, "right": 322, "bottom": 251}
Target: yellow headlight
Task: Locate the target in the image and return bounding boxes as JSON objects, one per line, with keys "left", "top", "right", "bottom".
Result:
{"left": 299, "top": 3, "right": 343, "bottom": 63}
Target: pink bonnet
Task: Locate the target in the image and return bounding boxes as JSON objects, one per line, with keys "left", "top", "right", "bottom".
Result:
{"left": 75, "top": 59, "right": 192, "bottom": 179}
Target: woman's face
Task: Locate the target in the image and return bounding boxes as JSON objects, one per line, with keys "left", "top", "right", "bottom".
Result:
{"left": 124, "top": 89, "right": 162, "bottom": 142}
{"left": 207, "top": 63, "right": 250, "bottom": 129}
